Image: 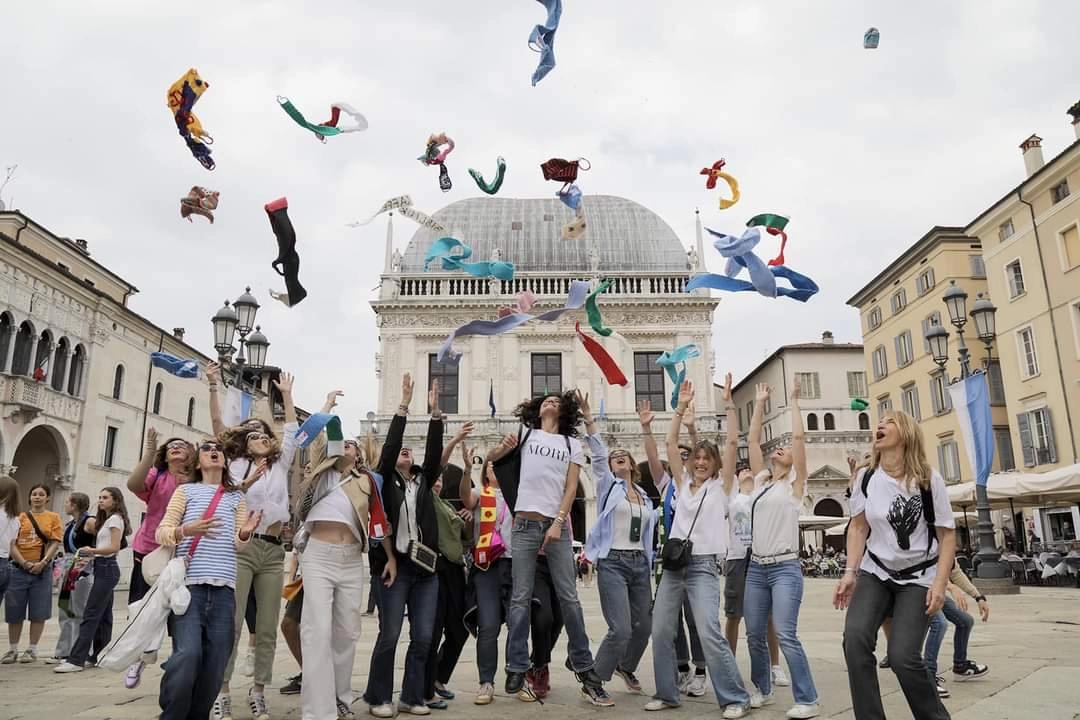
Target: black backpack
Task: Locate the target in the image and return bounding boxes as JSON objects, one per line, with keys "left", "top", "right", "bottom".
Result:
{"left": 860, "top": 464, "right": 938, "bottom": 580}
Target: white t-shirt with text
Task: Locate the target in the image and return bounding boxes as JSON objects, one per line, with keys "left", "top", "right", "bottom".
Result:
{"left": 516, "top": 429, "right": 585, "bottom": 518}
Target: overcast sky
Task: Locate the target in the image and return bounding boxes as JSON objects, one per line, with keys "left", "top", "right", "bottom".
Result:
{"left": 2, "top": 1, "right": 1078, "bottom": 432}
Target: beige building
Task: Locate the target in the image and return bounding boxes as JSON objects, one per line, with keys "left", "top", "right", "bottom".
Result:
{"left": 0, "top": 211, "right": 306, "bottom": 576}
{"left": 964, "top": 111, "right": 1080, "bottom": 543}
{"left": 846, "top": 226, "right": 1014, "bottom": 546}
{"left": 724, "top": 333, "right": 874, "bottom": 526}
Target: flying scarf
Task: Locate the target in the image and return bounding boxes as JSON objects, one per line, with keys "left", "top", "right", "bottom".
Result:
{"left": 180, "top": 186, "right": 219, "bottom": 224}
{"left": 418, "top": 132, "right": 455, "bottom": 192}
{"left": 438, "top": 280, "right": 590, "bottom": 363}
{"left": 266, "top": 197, "right": 307, "bottom": 307}
{"left": 851, "top": 398, "right": 869, "bottom": 411}
{"left": 347, "top": 195, "right": 447, "bottom": 235}
{"left": 685, "top": 226, "right": 818, "bottom": 302}
{"left": 276, "top": 96, "right": 368, "bottom": 142}
{"left": 423, "top": 237, "right": 515, "bottom": 280}
{"left": 699, "top": 159, "right": 739, "bottom": 209}
{"left": 557, "top": 184, "right": 582, "bottom": 210}
{"left": 498, "top": 290, "right": 537, "bottom": 317}
{"left": 167, "top": 68, "right": 214, "bottom": 170}
{"left": 528, "top": 0, "right": 563, "bottom": 86}
{"left": 584, "top": 279, "right": 613, "bottom": 336}
{"left": 150, "top": 352, "right": 200, "bottom": 379}
{"left": 656, "top": 344, "right": 701, "bottom": 409}
{"left": 746, "top": 213, "right": 791, "bottom": 267}
{"left": 468, "top": 157, "right": 506, "bottom": 195}
{"left": 575, "top": 321, "right": 627, "bottom": 386}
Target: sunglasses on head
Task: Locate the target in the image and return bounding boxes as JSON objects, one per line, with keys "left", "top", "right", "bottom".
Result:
{"left": 199, "top": 442, "right": 225, "bottom": 453}
{"left": 166, "top": 440, "right": 190, "bottom": 450}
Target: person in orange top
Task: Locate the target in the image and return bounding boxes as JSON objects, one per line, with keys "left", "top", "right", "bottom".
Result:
{"left": 4, "top": 483, "right": 63, "bottom": 664}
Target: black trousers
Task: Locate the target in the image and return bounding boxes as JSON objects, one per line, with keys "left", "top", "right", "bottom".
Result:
{"left": 842, "top": 571, "right": 950, "bottom": 720}
{"left": 69, "top": 557, "right": 119, "bottom": 666}
{"left": 530, "top": 555, "right": 564, "bottom": 667}
{"left": 424, "top": 559, "right": 469, "bottom": 696}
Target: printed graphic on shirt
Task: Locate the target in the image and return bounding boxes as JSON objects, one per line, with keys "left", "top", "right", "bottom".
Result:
{"left": 729, "top": 494, "right": 752, "bottom": 547}
{"left": 886, "top": 493, "right": 923, "bottom": 550}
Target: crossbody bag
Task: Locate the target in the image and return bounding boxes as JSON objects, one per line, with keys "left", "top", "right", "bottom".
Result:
{"left": 660, "top": 487, "right": 708, "bottom": 571}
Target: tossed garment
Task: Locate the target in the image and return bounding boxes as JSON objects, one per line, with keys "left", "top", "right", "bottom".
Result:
{"left": 97, "top": 557, "right": 191, "bottom": 671}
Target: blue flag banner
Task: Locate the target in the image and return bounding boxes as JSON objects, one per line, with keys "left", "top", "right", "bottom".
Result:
{"left": 295, "top": 413, "right": 337, "bottom": 449}
{"left": 150, "top": 352, "right": 200, "bottom": 379}
{"left": 222, "top": 386, "right": 253, "bottom": 427}
{"left": 947, "top": 372, "right": 995, "bottom": 487}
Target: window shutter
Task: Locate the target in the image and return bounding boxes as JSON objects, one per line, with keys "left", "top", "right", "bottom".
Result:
{"left": 937, "top": 444, "right": 946, "bottom": 475}
{"left": 1043, "top": 408, "right": 1058, "bottom": 464}
{"left": 1016, "top": 412, "right": 1035, "bottom": 467}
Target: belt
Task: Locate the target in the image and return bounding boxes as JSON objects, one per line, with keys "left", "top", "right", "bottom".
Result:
{"left": 607, "top": 548, "right": 644, "bottom": 556}
{"left": 252, "top": 533, "right": 283, "bottom": 545}
{"left": 751, "top": 552, "right": 798, "bottom": 566}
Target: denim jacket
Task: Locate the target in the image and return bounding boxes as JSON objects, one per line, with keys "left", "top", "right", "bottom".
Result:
{"left": 582, "top": 433, "right": 657, "bottom": 565}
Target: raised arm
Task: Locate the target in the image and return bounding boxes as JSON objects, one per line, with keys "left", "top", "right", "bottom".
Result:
{"left": 320, "top": 389, "right": 343, "bottom": 415}
{"left": 127, "top": 427, "right": 159, "bottom": 494}
{"left": 637, "top": 400, "right": 665, "bottom": 486}
{"left": 748, "top": 383, "right": 771, "bottom": 474}
{"left": 682, "top": 400, "right": 700, "bottom": 447}
{"left": 421, "top": 379, "right": 444, "bottom": 488}
{"left": 666, "top": 379, "right": 694, "bottom": 486}
{"left": 789, "top": 375, "right": 808, "bottom": 498}
{"left": 719, "top": 372, "right": 738, "bottom": 495}
{"left": 458, "top": 441, "right": 479, "bottom": 510}
{"left": 274, "top": 372, "right": 297, "bottom": 427}
{"left": 441, "top": 421, "right": 475, "bottom": 469}
{"left": 577, "top": 391, "right": 614, "bottom": 501}
{"left": 377, "top": 373, "right": 413, "bottom": 477}
{"left": 207, "top": 361, "right": 225, "bottom": 435}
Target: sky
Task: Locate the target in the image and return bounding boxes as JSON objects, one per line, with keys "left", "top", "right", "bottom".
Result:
{"left": 2, "top": 0, "right": 1078, "bottom": 433}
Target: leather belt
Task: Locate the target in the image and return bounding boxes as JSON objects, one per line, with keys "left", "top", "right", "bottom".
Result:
{"left": 751, "top": 551, "right": 798, "bottom": 566}
{"left": 252, "top": 533, "right": 283, "bottom": 545}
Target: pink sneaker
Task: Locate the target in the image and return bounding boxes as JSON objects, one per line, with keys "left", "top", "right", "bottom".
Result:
{"left": 124, "top": 660, "right": 146, "bottom": 689}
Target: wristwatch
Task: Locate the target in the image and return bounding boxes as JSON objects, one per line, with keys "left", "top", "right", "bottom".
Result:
{"left": 975, "top": 594, "right": 987, "bottom": 603}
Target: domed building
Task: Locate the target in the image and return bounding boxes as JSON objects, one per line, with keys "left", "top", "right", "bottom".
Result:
{"left": 370, "top": 195, "right": 722, "bottom": 501}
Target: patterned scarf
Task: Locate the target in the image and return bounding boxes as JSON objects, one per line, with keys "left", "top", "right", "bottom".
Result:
{"left": 472, "top": 486, "right": 505, "bottom": 569}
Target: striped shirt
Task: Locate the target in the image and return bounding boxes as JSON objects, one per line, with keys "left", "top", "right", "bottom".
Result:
{"left": 155, "top": 483, "right": 248, "bottom": 588}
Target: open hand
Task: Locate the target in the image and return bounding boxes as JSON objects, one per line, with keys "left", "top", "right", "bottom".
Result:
{"left": 574, "top": 389, "right": 591, "bottom": 420}
{"left": 244, "top": 459, "right": 269, "bottom": 488}
{"left": 500, "top": 433, "right": 519, "bottom": 452}
{"left": 755, "top": 382, "right": 772, "bottom": 403}
{"left": 637, "top": 399, "right": 654, "bottom": 427}
{"left": 146, "top": 427, "right": 159, "bottom": 450}
{"left": 273, "top": 372, "right": 295, "bottom": 395}
{"left": 401, "top": 373, "right": 414, "bottom": 407}
{"left": 720, "top": 372, "right": 733, "bottom": 404}
{"left": 183, "top": 517, "right": 220, "bottom": 537}
{"left": 206, "top": 361, "right": 221, "bottom": 383}
{"left": 833, "top": 573, "right": 856, "bottom": 610}
{"left": 677, "top": 379, "right": 694, "bottom": 410}
{"left": 428, "top": 378, "right": 440, "bottom": 414}
{"left": 682, "top": 401, "right": 697, "bottom": 428}
{"left": 325, "top": 390, "right": 344, "bottom": 409}
{"left": 241, "top": 509, "right": 264, "bottom": 537}
{"left": 454, "top": 422, "right": 475, "bottom": 443}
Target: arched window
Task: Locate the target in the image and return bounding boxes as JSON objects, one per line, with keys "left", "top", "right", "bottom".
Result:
{"left": 153, "top": 382, "right": 164, "bottom": 415}
{"left": 32, "top": 330, "right": 53, "bottom": 381}
{"left": 112, "top": 365, "right": 124, "bottom": 400}
{"left": 67, "top": 344, "right": 85, "bottom": 396}
{"left": 0, "top": 313, "right": 13, "bottom": 372}
{"left": 806, "top": 413, "right": 819, "bottom": 431}
{"left": 187, "top": 397, "right": 195, "bottom": 427}
{"left": 858, "top": 412, "right": 870, "bottom": 430}
{"left": 51, "top": 338, "right": 69, "bottom": 392}
{"left": 824, "top": 413, "right": 836, "bottom": 430}
{"left": 12, "top": 321, "right": 34, "bottom": 376}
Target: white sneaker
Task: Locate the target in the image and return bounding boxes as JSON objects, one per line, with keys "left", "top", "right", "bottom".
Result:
{"left": 398, "top": 703, "right": 430, "bottom": 716}
{"left": 721, "top": 704, "right": 749, "bottom": 719}
{"left": 0, "top": 649, "right": 16, "bottom": 664}
{"left": 474, "top": 683, "right": 494, "bottom": 705}
{"left": 676, "top": 670, "right": 691, "bottom": 694}
{"left": 368, "top": 704, "right": 394, "bottom": 718}
{"left": 772, "top": 664, "right": 790, "bottom": 687}
{"left": 211, "top": 693, "right": 233, "bottom": 720}
{"left": 786, "top": 703, "right": 821, "bottom": 719}
{"left": 243, "top": 648, "right": 255, "bottom": 677}
{"left": 686, "top": 672, "right": 708, "bottom": 697}
{"left": 53, "top": 661, "right": 84, "bottom": 673}
{"left": 644, "top": 699, "right": 678, "bottom": 711}
{"left": 248, "top": 688, "right": 270, "bottom": 720}
{"left": 17, "top": 649, "right": 37, "bottom": 663}
{"left": 750, "top": 687, "right": 775, "bottom": 707}
{"left": 44, "top": 656, "right": 65, "bottom": 665}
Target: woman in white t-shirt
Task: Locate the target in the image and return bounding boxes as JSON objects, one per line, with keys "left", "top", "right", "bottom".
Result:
{"left": 833, "top": 409, "right": 955, "bottom": 720}
{"left": 53, "top": 487, "right": 132, "bottom": 674}
{"left": 744, "top": 380, "right": 819, "bottom": 718}
{"left": 0, "top": 476, "right": 21, "bottom": 611}
{"left": 645, "top": 378, "right": 751, "bottom": 719}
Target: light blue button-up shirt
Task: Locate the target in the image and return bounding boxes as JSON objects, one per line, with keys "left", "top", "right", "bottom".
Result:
{"left": 582, "top": 433, "right": 657, "bottom": 565}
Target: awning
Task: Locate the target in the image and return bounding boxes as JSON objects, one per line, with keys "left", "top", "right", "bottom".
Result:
{"left": 948, "top": 463, "right": 1080, "bottom": 510}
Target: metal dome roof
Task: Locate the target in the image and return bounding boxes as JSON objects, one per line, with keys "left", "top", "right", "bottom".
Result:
{"left": 399, "top": 195, "right": 690, "bottom": 273}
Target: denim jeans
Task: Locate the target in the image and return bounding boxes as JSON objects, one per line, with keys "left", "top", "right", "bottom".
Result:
{"left": 594, "top": 549, "right": 652, "bottom": 680}
{"left": 842, "top": 571, "right": 949, "bottom": 720}
{"left": 0, "top": 561, "right": 9, "bottom": 609}
{"left": 68, "top": 557, "right": 118, "bottom": 666}
{"left": 159, "top": 584, "right": 236, "bottom": 720}
{"left": 363, "top": 561, "right": 439, "bottom": 707}
{"left": 651, "top": 555, "right": 750, "bottom": 708}
{"left": 675, "top": 602, "right": 705, "bottom": 668}
{"left": 744, "top": 559, "right": 818, "bottom": 704}
{"left": 506, "top": 517, "right": 593, "bottom": 674}
{"left": 924, "top": 596, "right": 973, "bottom": 676}
{"left": 471, "top": 558, "right": 512, "bottom": 684}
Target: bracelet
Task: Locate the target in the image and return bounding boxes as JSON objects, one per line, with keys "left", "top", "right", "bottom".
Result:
{"left": 552, "top": 517, "right": 564, "bottom": 526}
{"left": 975, "top": 595, "right": 986, "bottom": 603}
{"left": 208, "top": 386, "right": 218, "bottom": 393}
{"left": 844, "top": 567, "right": 858, "bottom": 574}
{"left": 398, "top": 404, "right": 409, "bottom": 413}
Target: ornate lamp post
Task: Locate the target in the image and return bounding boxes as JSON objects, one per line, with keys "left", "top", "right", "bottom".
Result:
{"left": 211, "top": 287, "right": 270, "bottom": 391}
{"left": 926, "top": 281, "right": 1007, "bottom": 580}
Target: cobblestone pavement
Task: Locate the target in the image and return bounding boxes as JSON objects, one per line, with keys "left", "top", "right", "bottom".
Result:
{"left": 1, "top": 579, "right": 1078, "bottom": 719}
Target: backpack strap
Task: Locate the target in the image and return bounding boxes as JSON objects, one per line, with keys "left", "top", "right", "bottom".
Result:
{"left": 920, "top": 484, "right": 937, "bottom": 556}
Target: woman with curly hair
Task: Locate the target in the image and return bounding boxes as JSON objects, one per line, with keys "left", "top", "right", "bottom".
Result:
{"left": 487, "top": 390, "right": 611, "bottom": 707}
{"left": 207, "top": 362, "right": 299, "bottom": 720}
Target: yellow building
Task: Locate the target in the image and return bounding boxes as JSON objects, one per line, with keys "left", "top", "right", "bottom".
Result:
{"left": 846, "top": 227, "right": 1014, "bottom": 512}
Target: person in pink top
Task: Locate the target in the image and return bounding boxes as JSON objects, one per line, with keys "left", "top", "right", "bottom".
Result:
{"left": 122, "top": 427, "right": 194, "bottom": 689}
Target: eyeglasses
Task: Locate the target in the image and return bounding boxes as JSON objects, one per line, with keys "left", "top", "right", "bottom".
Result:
{"left": 199, "top": 442, "right": 225, "bottom": 453}
{"left": 166, "top": 440, "right": 190, "bottom": 450}
{"left": 679, "top": 452, "right": 691, "bottom": 460}
{"left": 344, "top": 440, "right": 359, "bottom": 450}
{"left": 609, "top": 452, "right": 629, "bottom": 460}
{"left": 245, "top": 432, "right": 270, "bottom": 442}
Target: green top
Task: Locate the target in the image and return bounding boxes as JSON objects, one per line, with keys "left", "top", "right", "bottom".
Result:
{"left": 432, "top": 494, "right": 466, "bottom": 565}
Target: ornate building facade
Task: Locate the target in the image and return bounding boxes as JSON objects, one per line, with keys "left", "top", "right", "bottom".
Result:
{"left": 370, "top": 195, "right": 721, "bottom": 500}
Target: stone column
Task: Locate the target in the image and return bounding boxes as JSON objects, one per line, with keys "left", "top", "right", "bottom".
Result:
{"left": 27, "top": 334, "right": 39, "bottom": 377}
{"left": 44, "top": 343, "right": 56, "bottom": 385}
{"left": 59, "top": 349, "right": 73, "bottom": 395}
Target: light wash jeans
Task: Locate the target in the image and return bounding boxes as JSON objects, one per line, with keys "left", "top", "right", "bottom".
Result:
{"left": 744, "top": 559, "right": 819, "bottom": 704}
{"left": 506, "top": 517, "right": 594, "bottom": 674}
{"left": 651, "top": 555, "right": 750, "bottom": 708}
{"left": 923, "top": 596, "right": 973, "bottom": 676}
{"left": 593, "top": 549, "right": 652, "bottom": 680}
{"left": 55, "top": 560, "right": 94, "bottom": 659}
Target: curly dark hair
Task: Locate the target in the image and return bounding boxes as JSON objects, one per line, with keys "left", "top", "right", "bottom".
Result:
{"left": 512, "top": 391, "right": 582, "bottom": 438}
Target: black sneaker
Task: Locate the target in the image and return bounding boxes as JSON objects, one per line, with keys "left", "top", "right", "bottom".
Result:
{"left": 952, "top": 660, "right": 989, "bottom": 682}
{"left": 935, "top": 675, "right": 950, "bottom": 698}
{"left": 878, "top": 656, "right": 890, "bottom": 669}
{"left": 505, "top": 671, "right": 525, "bottom": 695}
{"left": 581, "top": 683, "right": 615, "bottom": 707}
{"left": 280, "top": 674, "right": 302, "bottom": 695}
{"left": 614, "top": 666, "right": 644, "bottom": 695}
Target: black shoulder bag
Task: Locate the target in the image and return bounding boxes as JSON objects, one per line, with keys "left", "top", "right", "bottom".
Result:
{"left": 491, "top": 425, "right": 534, "bottom": 513}
{"left": 660, "top": 488, "right": 708, "bottom": 571}
{"left": 23, "top": 512, "right": 52, "bottom": 563}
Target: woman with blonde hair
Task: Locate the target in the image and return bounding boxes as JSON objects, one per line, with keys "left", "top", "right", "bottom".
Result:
{"left": 0, "top": 476, "right": 21, "bottom": 616}
{"left": 834, "top": 410, "right": 955, "bottom": 720}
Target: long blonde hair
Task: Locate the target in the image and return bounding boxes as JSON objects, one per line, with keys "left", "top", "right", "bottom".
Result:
{"left": 871, "top": 410, "right": 932, "bottom": 491}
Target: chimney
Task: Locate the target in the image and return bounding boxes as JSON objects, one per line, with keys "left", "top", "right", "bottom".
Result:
{"left": 1068, "top": 100, "right": 1080, "bottom": 140}
{"left": 1020, "top": 134, "right": 1045, "bottom": 177}
{"left": 73, "top": 238, "right": 89, "bottom": 254}
{"left": 821, "top": 330, "right": 834, "bottom": 345}
{"left": 172, "top": 327, "right": 185, "bottom": 341}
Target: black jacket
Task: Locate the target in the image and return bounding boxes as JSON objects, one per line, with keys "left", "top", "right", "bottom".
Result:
{"left": 369, "top": 413, "right": 443, "bottom": 577}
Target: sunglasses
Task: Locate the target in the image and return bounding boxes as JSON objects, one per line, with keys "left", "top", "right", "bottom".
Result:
{"left": 680, "top": 451, "right": 691, "bottom": 459}
{"left": 199, "top": 442, "right": 225, "bottom": 453}
{"left": 245, "top": 432, "right": 270, "bottom": 442}
{"left": 610, "top": 452, "right": 629, "bottom": 460}
{"left": 166, "top": 440, "right": 190, "bottom": 450}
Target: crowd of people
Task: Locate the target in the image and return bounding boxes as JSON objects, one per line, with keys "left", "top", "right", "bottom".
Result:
{"left": 0, "top": 365, "right": 998, "bottom": 720}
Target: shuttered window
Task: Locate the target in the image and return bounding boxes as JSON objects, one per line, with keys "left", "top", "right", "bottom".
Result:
{"left": 1017, "top": 408, "right": 1057, "bottom": 467}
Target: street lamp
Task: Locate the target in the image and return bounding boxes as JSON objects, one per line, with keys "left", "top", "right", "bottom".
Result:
{"left": 924, "top": 282, "right": 1006, "bottom": 580}
{"left": 211, "top": 287, "right": 270, "bottom": 391}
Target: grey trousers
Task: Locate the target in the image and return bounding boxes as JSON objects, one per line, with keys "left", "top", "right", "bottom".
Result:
{"left": 55, "top": 566, "right": 94, "bottom": 659}
{"left": 842, "top": 571, "right": 950, "bottom": 720}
